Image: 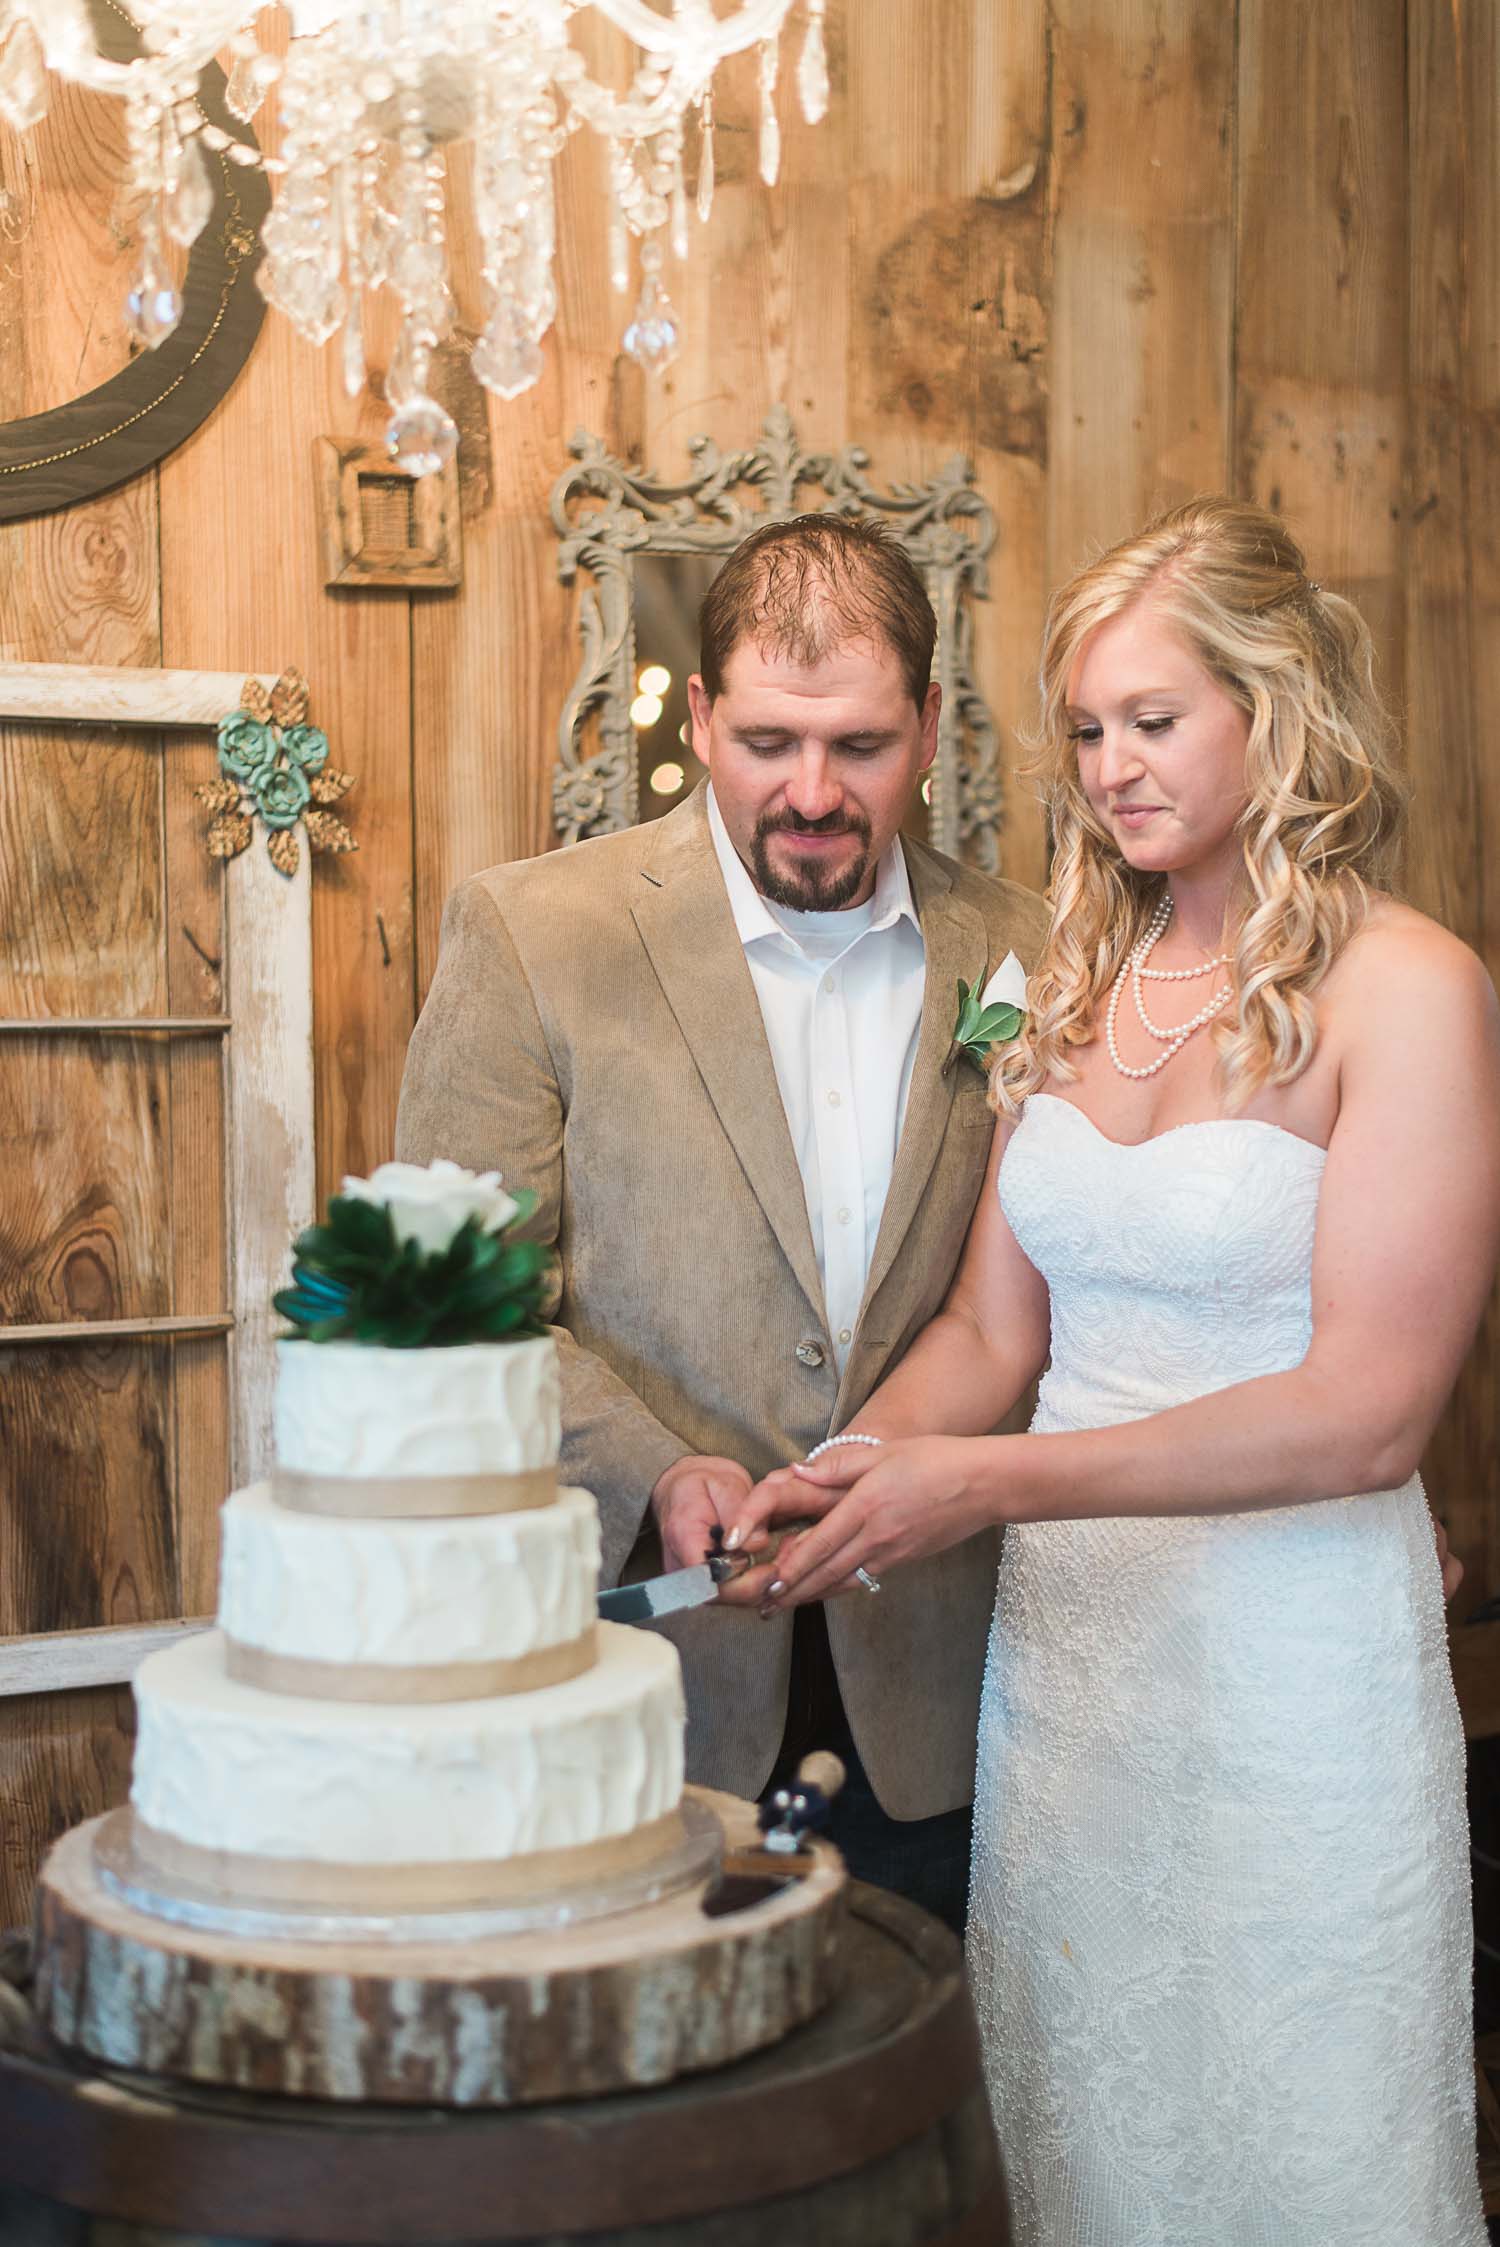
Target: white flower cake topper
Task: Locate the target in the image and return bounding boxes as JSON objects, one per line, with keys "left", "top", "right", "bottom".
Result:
{"left": 340, "top": 1159, "right": 520, "bottom": 1258}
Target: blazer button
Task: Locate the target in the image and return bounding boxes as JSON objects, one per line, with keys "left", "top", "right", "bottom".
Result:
{"left": 795, "top": 1339, "right": 827, "bottom": 1370}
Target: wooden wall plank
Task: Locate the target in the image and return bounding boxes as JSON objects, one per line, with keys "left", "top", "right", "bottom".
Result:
{"left": 409, "top": 27, "right": 627, "bottom": 993}
{"left": 0, "top": 1043, "right": 171, "bottom": 1324}
{"left": 844, "top": 0, "right": 1050, "bottom": 894}
{"left": 0, "top": 102, "right": 178, "bottom": 1920}
{"left": 0, "top": 1340, "right": 178, "bottom": 1638}
{"left": 157, "top": 46, "right": 414, "bottom": 1205}
{"left": 0, "top": 1685, "right": 133, "bottom": 1932}
{"left": 162, "top": 728, "right": 229, "bottom": 1618}
{"left": 1047, "top": 0, "right": 1236, "bottom": 585}
{"left": 1235, "top": 0, "right": 1408, "bottom": 685}
{"left": 1406, "top": 0, "right": 1500, "bottom": 1612}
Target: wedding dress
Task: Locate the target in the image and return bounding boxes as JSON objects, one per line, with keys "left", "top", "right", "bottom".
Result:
{"left": 967, "top": 1093, "right": 1485, "bottom": 2247}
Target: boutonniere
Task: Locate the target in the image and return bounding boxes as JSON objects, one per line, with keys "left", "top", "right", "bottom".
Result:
{"left": 944, "top": 952, "right": 1028, "bottom": 1076}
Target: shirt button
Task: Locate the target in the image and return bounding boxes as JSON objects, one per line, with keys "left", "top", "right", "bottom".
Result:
{"left": 836, "top": 1206, "right": 851, "bottom": 1226}
{"left": 826, "top": 1089, "right": 841, "bottom": 1107}
{"left": 823, "top": 975, "right": 836, "bottom": 993}
{"left": 838, "top": 1327, "right": 852, "bottom": 1345}
{"left": 795, "top": 1339, "right": 827, "bottom": 1370}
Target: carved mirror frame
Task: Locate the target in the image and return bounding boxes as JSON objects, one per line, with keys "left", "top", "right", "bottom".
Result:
{"left": 549, "top": 406, "right": 1003, "bottom": 869}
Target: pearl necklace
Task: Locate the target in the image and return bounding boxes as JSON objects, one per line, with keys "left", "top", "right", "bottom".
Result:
{"left": 1106, "top": 898, "right": 1234, "bottom": 1079}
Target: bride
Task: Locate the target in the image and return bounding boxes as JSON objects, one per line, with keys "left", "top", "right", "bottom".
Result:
{"left": 730, "top": 497, "right": 1498, "bottom": 2245}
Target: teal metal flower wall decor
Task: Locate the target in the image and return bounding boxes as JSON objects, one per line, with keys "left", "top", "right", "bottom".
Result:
{"left": 197, "top": 670, "right": 356, "bottom": 876}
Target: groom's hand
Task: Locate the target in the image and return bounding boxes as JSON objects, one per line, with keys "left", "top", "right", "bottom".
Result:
{"left": 650, "top": 1455, "right": 769, "bottom": 1606}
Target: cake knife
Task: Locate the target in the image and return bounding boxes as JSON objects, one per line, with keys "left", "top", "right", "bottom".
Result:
{"left": 597, "top": 1563, "right": 721, "bottom": 1624}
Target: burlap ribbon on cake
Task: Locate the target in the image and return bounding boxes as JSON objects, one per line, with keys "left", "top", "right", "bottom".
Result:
{"left": 223, "top": 1627, "right": 596, "bottom": 1703}
{"left": 128, "top": 1805, "right": 688, "bottom": 1910}
{"left": 272, "top": 1465, "right": 557, "bottom": 1518}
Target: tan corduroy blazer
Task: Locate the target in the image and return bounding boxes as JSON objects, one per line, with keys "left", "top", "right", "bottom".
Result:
{"left": 395, "top": 788, "right": 1048, "bottom": 1818}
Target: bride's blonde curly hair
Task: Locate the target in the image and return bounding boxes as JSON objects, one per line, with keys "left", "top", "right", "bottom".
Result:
{"left": 994, "top": 495, "right": 1407, "bottom": 1117}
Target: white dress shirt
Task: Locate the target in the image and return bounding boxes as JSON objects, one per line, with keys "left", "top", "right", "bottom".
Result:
{"left": 706, "top": 785, "right": 927, "bottom": 1372}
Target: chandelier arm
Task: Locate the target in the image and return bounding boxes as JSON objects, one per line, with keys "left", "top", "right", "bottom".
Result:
{"left": 586, "top": 0, "right": 794, "bottom": 64}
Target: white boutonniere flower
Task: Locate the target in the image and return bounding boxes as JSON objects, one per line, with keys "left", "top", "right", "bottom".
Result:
{"left": 947, "top": 951, "right": 1028, "bottom": 1075}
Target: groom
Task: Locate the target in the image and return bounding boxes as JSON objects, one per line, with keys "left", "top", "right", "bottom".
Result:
{"left": 395, "top": 514, "right": 1047, "bottom": 1931}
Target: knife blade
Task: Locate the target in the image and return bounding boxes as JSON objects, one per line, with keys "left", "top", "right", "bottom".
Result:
{"left": 598, "top": 1562, "right": 720, "bottom": 1625}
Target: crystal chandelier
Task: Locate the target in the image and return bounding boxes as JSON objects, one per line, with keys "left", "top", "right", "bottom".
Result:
{"left": 0, "top": 2, "right": 829, "bottom": 473}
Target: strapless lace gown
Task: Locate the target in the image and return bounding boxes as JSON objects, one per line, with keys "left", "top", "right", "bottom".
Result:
{"left": 968, "top": 1094, "right": 1484, "bottom": 2247}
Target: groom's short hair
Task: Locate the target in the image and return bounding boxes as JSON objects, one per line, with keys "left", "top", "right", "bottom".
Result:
{"left": 698, "top": 514, "right": 936, "bottom": 709}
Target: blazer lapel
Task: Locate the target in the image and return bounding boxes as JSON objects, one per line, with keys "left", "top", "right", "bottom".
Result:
{"left": 631, "top": 795, "right": 825, "bottom": 1322}
{"left": 856, "top": 847, "right": 990, "bottom": 1320}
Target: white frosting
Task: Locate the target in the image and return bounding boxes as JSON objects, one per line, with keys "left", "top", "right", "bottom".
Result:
{"left": 132, "top": 1626, "right": 684, "bottom": 1864}
{"left": 273, "top": 1336, "right": 559, "bottom": 1478}
{"left": 219, "top": 1483, "right": 600, "bottom": 1669}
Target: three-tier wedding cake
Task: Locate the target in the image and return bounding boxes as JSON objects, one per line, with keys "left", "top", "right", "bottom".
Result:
{"left": 126, "top": 1161, "right": 685, "bottom": 1912}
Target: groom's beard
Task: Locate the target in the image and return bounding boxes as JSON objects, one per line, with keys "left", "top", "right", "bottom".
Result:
{"left": 752, "top": 806, "right": 874, "bottom": 911}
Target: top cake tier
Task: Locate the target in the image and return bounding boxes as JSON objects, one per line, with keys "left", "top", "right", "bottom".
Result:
{"left": 275, "top": 1334, "right": 560, "bottom": 1483}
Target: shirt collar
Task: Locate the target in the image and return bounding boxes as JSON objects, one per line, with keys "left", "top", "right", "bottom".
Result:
{"left": 705, "top": 783, "right": 919, "bottom": 953}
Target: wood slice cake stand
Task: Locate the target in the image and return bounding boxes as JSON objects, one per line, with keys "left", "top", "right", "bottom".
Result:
{"left": 1, "top": 1884, "right": 1007, "bottom": 2246}
{"left": 32, "top": 1787, "right": 847, "bottom": 2107}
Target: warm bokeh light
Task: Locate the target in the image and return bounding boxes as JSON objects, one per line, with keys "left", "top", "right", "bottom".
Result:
{"left": 678, "top": 721, "right": 692, "bottom": 745}
{"left": 650, "top": 761, "right": 686, "bottom": 796}
{"left": 638, "top": 664, "right": 672, "bottom": 697}
{"left": 630, "top": 693, "right": 664, "bottom": 729}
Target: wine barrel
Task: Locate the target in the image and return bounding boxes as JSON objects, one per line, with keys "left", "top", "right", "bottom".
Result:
{"left": 0, "top": 1883, "right": 1007, "bottom": 2247}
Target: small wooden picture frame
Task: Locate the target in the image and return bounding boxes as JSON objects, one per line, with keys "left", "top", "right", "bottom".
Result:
{"left": 314, "top": 437, "right": 462, "bottom": 591}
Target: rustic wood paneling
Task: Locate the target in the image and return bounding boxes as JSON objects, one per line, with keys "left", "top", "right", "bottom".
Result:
{"left": 0, "top": 1342, "right": 178, "bottom": 1641}
{"left": 844, "top": 0, "right": 1051, "bottom": 898}
{"left": 1235, "top": 0, "right": 1408, "bottom": 689}
{"left": 157, "top": 33, "right": 414, "bottom": 1204}
{"left": 1047, "top": 0, "right": 1236, "bottom": 583}
{"left": 0, "top": 110, "right": 188, "bottom": 1921}
{"left": 1404, "top": 0, "right": 1500, "bottom": 1613}
{"left": 0, "top": 1685, "right": 133, "bottom": 1931}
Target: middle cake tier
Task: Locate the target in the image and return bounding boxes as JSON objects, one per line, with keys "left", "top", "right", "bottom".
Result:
{"left": 219, "top": 1480, "right": 601, "bottom": 1700}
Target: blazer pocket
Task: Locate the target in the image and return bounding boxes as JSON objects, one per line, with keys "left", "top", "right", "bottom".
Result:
{"left": 955, "top": 1089, "right": 999, "bottom": 1130}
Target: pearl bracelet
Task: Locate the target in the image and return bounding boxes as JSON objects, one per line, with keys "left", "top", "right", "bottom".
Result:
{"left": 800, "top": 1436, "right": 884, "bottom": 1593}
{"left": 804, "top": 1433, "right": 884, "bottom": 1462}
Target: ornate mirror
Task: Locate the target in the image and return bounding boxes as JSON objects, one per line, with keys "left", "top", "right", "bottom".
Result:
{"left": 549, "top": 407, "right": 1003, "bottom": 870}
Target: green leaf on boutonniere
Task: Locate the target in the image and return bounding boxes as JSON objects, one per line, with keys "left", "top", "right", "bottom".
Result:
{"left": 950, "top": 979, "right": 1026, "bottom": 1075}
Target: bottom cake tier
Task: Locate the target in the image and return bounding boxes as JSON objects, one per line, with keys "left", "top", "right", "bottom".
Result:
{"left": 129, "top": 1623, "right": 685, "bottom": 1904}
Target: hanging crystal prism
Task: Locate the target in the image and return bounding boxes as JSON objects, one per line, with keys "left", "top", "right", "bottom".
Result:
{"left": 385, "top": 316, "right": 431, "bottom": 409}
{"left": 798, "top": 1, "right": 829, "bottom": 124}
{"left": 0, "top": 18, "right": 48, "bottom": 134}
{"left": 124, "top": 237, "right": 182, "bottom": 347}
{"left": 622, "top": 271, "right": 679, "bottom": 375}
{"left": 669, "top": 146, "right": 688, "bottom": 260}
{"left": 472, "top": 300, "right": 542, "bottom": 400}
{"left": 224, "top": 46, "right": 262, "bottom": 124}
{"left": 340, "top": 290, "right": 366, "bottom": 399}
{"left": 607, "top": 191, "right": 630, "bottom": 295}
{"left": 696, "top": 92, "right": 715, "bottom": 224}
{"left": 758, "top": 39, "right": 781, "bottom": 187}
{"left": 164, "top": 133, "right": 213, "bottom": 247}
{"left": 386, "top": 395, "right": 459, "bottom": 478}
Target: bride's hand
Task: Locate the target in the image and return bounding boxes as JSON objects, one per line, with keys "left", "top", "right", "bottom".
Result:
{"left": 747, "top": 1437, "right": 994, "bottom": 1609}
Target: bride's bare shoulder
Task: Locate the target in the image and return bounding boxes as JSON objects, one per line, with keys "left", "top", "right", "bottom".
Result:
{"left": 1326, "top": 895, "right": 1497, "bottom": 1042}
